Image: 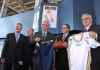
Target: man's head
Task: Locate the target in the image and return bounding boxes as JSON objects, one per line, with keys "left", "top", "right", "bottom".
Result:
{"left": 16, "top": 22, "right": 22, "bottom": 33}
{"left": 61, "top": 24, "right": 70, "bottom": 33}
{"left": 41, "top": 22, "right": 49, "bottom": 32}
{"left": 81, "top": 14, "right": 93, "bottom": 27}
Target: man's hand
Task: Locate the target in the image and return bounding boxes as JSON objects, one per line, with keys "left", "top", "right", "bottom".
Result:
{"left": 90, "top": 31, "right": 97, "bottom": 39}
{"left": 18, "top": 61, "right": 23, "bottom": 65}
{"left": 1, "top": 58, "right": 5, "bottom": 64}
{"left": 35, "top": 37, "right": 41, "bottom": 42}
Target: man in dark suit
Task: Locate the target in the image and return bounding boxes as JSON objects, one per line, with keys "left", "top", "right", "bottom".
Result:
{"left": 55, "top": 24, "right": 70, "bottom": 70}
{"left": 61, "top": 24, "right": 70, "bottom": 42}
{"left": 81, "top": 14, "right": 100, "bottom": 70}
{"left": 35, "top": 22, "right": 55, "bottom": 43}
{"left": 1, "top": 22, "right": 30, "bottom": 70}
{"left": 34, "top": 22, "right": 55, "bottom": 70}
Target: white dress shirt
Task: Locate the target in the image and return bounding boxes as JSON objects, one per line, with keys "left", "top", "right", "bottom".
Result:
{"left": 15, "top": 32, "right": 20, "bottom": 42}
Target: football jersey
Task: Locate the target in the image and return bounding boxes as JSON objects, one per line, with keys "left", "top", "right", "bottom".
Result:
{"left": 68, "top": 32, "right": 100, "bottom": 70}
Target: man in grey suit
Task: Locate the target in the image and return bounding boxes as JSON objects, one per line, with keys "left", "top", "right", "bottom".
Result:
{"left": 33, "top": 22, "right": 55, "bottom": 70}
{"left": 35, "top": 22, "right": 55, "bottom": 43}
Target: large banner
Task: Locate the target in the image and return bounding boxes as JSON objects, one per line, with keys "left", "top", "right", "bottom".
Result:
{"left": 42, "top": 5, "right": 58, "bottom": 28}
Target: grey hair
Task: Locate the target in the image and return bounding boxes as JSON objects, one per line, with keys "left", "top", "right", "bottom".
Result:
{"left": 81, "top": 13, "right": 92, "bottom": 19}
{"left": 16, "top": 21, "right": 23, "bottom": 29}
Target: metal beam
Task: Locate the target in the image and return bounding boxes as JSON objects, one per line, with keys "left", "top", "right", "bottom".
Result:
{"left": 24, "top": 1, "right": 35, "bottom": 5}
{"left": 0, "top": 0, "right": 7, "bottom": 17}
{"left": 7, "top": 5, "right": 19, "bottom": 13}
{"left": 7, "top": 7, "right": 18, "bottom": 14}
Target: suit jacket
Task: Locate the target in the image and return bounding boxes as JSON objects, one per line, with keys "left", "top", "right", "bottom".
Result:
{"left": 1, "top": 33, "right": 29, "bottom": 63}
{"left": 86, "top": 25, "right": 100, "bottom": 42}
{"left": 34, "top": 31, "right": 55, "bottom": 42}
{"left": 58, "top": 33, "right": 69, "bottom": 42}
{"left": 58, "top": 30, "right": 82, "bottom": 42}
{"left": 83, "top": 24, "right": 100, "bottom": 63}
{"left": 26, "top": 36, "right": 36, "bottom": 63}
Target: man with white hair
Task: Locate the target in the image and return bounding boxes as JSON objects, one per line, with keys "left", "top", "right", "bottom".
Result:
{"left": 81, "top": 13, "right": 100, "bottom": 70}
{"left": 1, "top": 22, "right": 30, "bottom": 70}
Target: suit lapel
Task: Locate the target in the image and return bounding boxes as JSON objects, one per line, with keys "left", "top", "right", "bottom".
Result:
{"left": 12, "top": 33, "right": 16, "bottom": 46}
{"left": 84, "top": 24, "right": 94, "bottom": 31}
{"left": 46, "top": 32, "right": 49, "bottom": 39}
{"left": 62, "top": 33, "right": 69, "bottom": 42}
{"left": 89, "top": 25, "right": 95, "bottom": 31}
{"left": 16, "top": 34, "right": 22, "bottom": 44}
{"left": 17, "top": 34, "right": 22, "bottom": 44}
{"left": 46, "top": 32, "right": 50, "bottom": 41}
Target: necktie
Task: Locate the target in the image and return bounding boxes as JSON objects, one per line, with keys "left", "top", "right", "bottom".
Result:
{"left": 42, "top": 32, "right": 46, "bottom": 41}
{"left": 16, "top": 33, "right": 19, "bottom": 42}
{"left": 44, "top": 32, "right": 47, "bottom": 38}
{"left": 63, "top": 33, "right": 66, "bottom": 40}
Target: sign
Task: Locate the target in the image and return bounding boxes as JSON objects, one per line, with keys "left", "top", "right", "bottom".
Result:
{"left": 42, "top": 5, "right": 58, "bottom": 28}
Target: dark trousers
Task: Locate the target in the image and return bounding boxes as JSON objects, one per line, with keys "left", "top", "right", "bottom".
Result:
{"left": 91, "top": 63, "right": 100, "bottom": 70}
{"left": 55, "top": 48, "right": 69, "bottom": 70}
{"left": 3, "top": 63, "right": 29, "bottom": 70}
{"left": 90, "top": 48, "right": 100, "bottom": 70}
